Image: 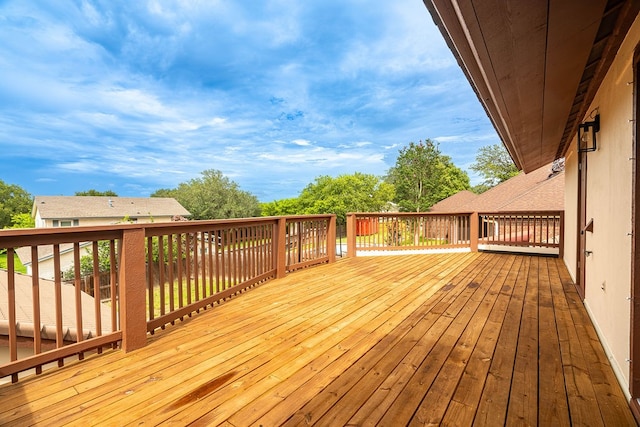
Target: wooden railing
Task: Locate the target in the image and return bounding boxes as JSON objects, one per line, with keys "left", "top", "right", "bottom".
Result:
{"left": 0, "top": 215, "right": 335, "bottom": 383}
{"left": 478, "top": 211, "right": 564, "bottom": 257}
{"left": 144, "top": 216, "right": 335, "bottom": 332}
{"left": 346, "top": 211, "right": 563, "bottom": 257}
{"left": 346, "top": 212, "right": 475, "bottom": 256}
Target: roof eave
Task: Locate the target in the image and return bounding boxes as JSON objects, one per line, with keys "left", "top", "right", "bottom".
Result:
{"left": 423, "top": 0, "right": 640, "bottom": 172}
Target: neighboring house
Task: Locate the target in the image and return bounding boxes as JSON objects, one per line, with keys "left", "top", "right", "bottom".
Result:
{"left": 424, "top": 0, "right": 640, "bottom": 414}
{"left": 18, "top": 196, "right": 190, "bottom": 279}
{"left": 430, "top": 162, "right": 564, "bottom": 214}
{"left": 0, "top": 270, "right": 112, "bottom": 383}
{"left": 15, "top": 243, "right": 92, "bottom": 280}
{"left": 32, "top": 196, "right": 190, "bottom": 228}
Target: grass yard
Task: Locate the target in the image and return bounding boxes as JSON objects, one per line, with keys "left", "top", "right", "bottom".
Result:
{"left": 149, "top": 278, "right": 231, "bottom": 319}
{"left": 0, "top": 252, "right": 26, "bottom": 274}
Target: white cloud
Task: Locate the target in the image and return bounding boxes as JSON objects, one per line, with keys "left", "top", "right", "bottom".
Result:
{"left": 291, "top": 139, "right": 312, "bottom": 146}
{"left": 0, "top": 0, "right": 497, "bottom": 201}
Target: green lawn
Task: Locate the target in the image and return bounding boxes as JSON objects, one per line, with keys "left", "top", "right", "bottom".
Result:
{"left": 0, "top": 252, "right": 26, "bottom": 274}
{"left": 149, "top": 278, "right": 230, "bottom": 318}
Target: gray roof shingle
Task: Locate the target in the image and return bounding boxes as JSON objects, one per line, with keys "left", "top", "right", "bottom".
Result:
{"left": 430, "top": 163, "right": 564, "bottom": 213}
{"left": 0, "top": 271, "right": 112, "bottom": 341}
{"left": 33, "top": 196, "right": 190, "bottom": 219}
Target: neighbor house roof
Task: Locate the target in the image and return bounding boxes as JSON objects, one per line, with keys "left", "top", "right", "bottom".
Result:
{"left": 430, "top": 163, "right": 564, "bottom": 213}
{"left": 14, "top": 242, "right": 92, "bottom": 268}
{"left": 32, "top": 196, "right": 190, "bottom": 220}
{"left": 0, "top": 270, "right": 112, "bottom": 341}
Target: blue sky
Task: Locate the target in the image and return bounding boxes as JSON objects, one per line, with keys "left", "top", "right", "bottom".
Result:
{"left": 0, "top": 0, "right": 500, "bottom": 202}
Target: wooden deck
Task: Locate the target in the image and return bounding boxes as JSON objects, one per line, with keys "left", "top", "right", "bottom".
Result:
{"left": 0, "top": 252, "right": 636, "bottom": 426}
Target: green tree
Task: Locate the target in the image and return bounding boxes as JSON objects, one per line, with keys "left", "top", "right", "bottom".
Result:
{"left": 470, "top": 143, "right": 520, "bottom": 192}
{"left": 62, "top": 241, "right": 112, "bottom": 280}
{"left": 8, "top": 213, "right": 35, "bottom": 229}
{"left": 386, "top": 140, "right": 470, "bottom": 211}
{"left": 75, "top": 189, "right": 119, "bottom": 196}
{"left": 151, "top": 169, "right": 260, "bottom": 220}
{"left": 261, "top": 197, "right": 302, "bottom": 217}
{"left": 150, "top": 188, "right": 175, "bottom": 198}
{"left": 0, "top": 180, "right": 32, "bottom": 229}
{"left": 297, "top": 173, "right": 394, "bottom": 224}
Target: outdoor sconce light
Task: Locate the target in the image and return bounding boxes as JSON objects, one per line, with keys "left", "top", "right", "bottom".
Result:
{"left": 578, "top": 114, "right": 600, "bottom": 153}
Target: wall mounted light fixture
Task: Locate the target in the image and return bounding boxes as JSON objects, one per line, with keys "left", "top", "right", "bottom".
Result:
{"left": 578, "top": 114, "right": 600, "bottom": 153}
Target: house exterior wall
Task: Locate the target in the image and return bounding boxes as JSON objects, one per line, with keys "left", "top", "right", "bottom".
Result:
{"left": 563, "top": 15, "right": 640, "bottom": 395}
{"left": 34, "top": 210, "right": 46, "bottom": 228}
{"left": 36, "top": 246, "right": 90, "bottom": 280}
{"left": 29, "top": 215, "right": 175, "bottom": 279}
{"left": 37, "top": 215, "right": 174, "bottom": 228}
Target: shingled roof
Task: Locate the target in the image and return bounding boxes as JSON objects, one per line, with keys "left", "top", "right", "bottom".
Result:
{"left": 430, "top": 163, "right": 564, "bottom": 213}
{"left": 427, "top": 190, "right": 478, "bottom": 213}
{"left": 32, "top": 196, "right": 190, "bottom": 220}
{"left": 0, "top": 271, "right": 112, "bottom": 342}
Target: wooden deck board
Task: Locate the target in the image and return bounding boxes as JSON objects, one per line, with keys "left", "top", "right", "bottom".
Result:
{"left": 374, "top": 254, "right": 503, "bottom": 426}
{"left": 537, "top": 257, "right": 571, "bottom": 426}
{"left": 474, "top": 256, "right": 530, "bottom": 427}
{"left": 440, "top": 255, "right": 522, "bottom": 426}
{"left": 290, "top": 255, "right": 499, "bottom": 427}
{"left": 231, "top": 254, "right": 478, "bottom": 427}
{"left": 0, "top": 252, "right": 636, "bottom": 426}
{"left": 507, "top": 255, "right": 539, "bottom": 426}
{"left": 59, "top": 256, "right": 440, "bottom": 426}
{"left": 146, "top": 254, "right": 472, "bottom": 426}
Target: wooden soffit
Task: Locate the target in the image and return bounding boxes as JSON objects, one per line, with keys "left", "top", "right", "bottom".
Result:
{"left": 423, "top": 0, "right": 640, "bottom": 172}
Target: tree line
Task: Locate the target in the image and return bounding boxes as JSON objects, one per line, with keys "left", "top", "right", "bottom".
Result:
{"left": 0, "top": 141, "right": 517, "bottom": 229}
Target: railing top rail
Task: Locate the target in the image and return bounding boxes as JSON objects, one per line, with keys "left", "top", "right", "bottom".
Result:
{"left": 142, "top": 217, "right": 280, "bottom": 236}
{"left": 347, "top": 212, "right": 475, "bottom": 217}
{"left": 273, "top": 214, "right": 336, "bottom": 221}
{"left": 347, "top": 210, "right": 563, "bottom": 217}
{"left": 0, "top": 214, "right": 338, "bottom": 247}
{"left": 142, "top": 215, "right": 336, "bottom": 236}
{"left": 0, "top": 226, "right": 124, "bottom": 248}
{"left": 478, "top": 210, "right": 564, "bottom": 216}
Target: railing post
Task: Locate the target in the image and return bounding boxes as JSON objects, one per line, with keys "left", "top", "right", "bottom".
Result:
{"left": 275, "top": 217, "right": 287, "bottom": 278}
{"left": 119, "top": 227, "right": 147, "bottom": 352}
{"left": 346, "top": 213, "right": 357, "bottom": 257}
{"left": 327, "top": 215, "right": 337, "bottom": 263}
{"left": 470, "top": 212, "right": 479, "bottom": 252}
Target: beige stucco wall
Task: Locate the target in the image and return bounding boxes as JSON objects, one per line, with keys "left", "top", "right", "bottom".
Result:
{"left": 34, "top": 210, "right": 45, "bottom": 228}
{"left": 565, "top": 14, "right": 640, "bottom": 395}
{"left": 40, "top": 215, "right": 174, "bottom": 228}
